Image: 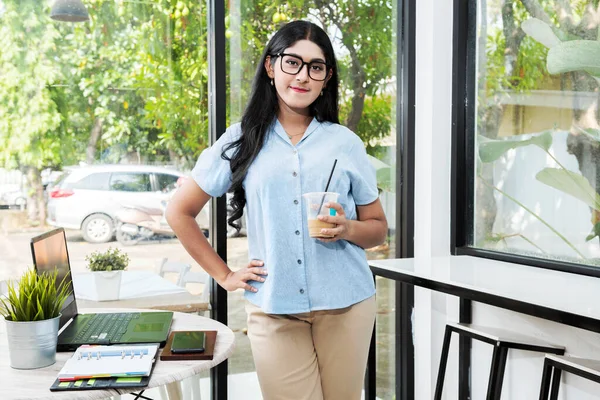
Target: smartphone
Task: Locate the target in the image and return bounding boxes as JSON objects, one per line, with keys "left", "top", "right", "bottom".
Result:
{"left": 171, "top": 331, "right": 206, "bottom": 354}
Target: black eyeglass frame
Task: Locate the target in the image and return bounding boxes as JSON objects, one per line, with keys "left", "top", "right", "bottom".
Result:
{"left": 272, "top": 53, "right": 331, "bottom": 81}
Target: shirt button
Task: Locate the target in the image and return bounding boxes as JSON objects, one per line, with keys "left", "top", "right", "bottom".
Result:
{"left": 293, "top": 149, "right": 298, "bottom": 154}
{"left": 297, "top": 259, "right": 302, "bottom": 264}
{"left": 295, "top": 230, "right": 300, "bottom": 235}
{"left": 292, "top": 172, "right": 298, "bottom": 177}
{"left": 294, "top": 200, "right": 299, "bottom": 205}
{"left": 299, "top": 289, "right": 305, "bottom": 294}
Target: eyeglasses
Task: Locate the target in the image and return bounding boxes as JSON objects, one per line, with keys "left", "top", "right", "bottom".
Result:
{"left": 273, "top": 53, "right": 329, "bottom": 81}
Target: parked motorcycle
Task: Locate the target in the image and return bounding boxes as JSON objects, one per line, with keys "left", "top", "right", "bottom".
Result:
{"left": 114, "top": 202, "right": 176, "bottom": 245}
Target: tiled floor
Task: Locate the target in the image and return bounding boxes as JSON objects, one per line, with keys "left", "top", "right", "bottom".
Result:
{"left": 119, "top": 371, "right": 383, "bottom": 400}
{"left": 118, "top": 372, "right": 262, "bottom": 400}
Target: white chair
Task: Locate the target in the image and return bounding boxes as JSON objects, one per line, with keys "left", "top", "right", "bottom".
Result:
{"left": 180, "top": 270, "right": 211, "bottom": 305}
{"left": 157, "top": 258, "right": 191, "bottom": 286}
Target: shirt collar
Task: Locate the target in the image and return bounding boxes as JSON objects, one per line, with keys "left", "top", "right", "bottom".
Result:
{"left": 272, "top": 116, "right": 321, "bottom": 144}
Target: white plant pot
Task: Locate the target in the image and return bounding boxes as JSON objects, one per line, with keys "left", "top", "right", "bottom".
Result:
{"left": 93, "top": 270, "right": 123, "bottom": 301}
{"left": 5, "top": 314, "right": 60, "bottom": 369}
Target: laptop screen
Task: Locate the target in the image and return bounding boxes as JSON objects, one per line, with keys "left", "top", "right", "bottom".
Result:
{"left": 31, "top": 228, "right": 77, "bottom": 329}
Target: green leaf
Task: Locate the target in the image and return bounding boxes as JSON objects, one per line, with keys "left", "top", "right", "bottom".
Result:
{"left": 585, "top": 222, "right": 600, "bottom": 242}
{"left": 0, "top": 268, "right": 71, "bottom": 322}
{"left": 547, "top": 40, "right": 600, "bottom": 79}
{"left": 478, "top": 131, "right": 553, "bottom": 163}
{"left": 535, "top": 168, "right": 600, "bottom": 211}
{"left": 578, "top": 128, "right": 600, "bottom": 143}
{"left": 521, "top": 18, "right": 561, "bottom": 48}
{"left": 86, "top": 247, "right": 129, "bottom": 271}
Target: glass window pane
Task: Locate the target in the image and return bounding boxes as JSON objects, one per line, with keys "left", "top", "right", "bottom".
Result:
{"left": 155, "top": 173, "right": 180, "bottom": 192}
{"left": 473, "top": 1, "right": 600, "bottom": 267}
{"left": 71, "top": 172, "right": 110, "bottom": 190}
{"left": 109, "top": 173, "right": 151, "bottom": 192}
{"left": 226, "top": 1, "right": 397, "bottom": 397}
{"left": 1, "top": 4, "right": 210, "bottom": 386}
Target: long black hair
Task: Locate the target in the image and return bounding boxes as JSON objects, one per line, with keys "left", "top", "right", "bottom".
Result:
{"left": 223, "top": 20, "right": 340, "bottom": 230}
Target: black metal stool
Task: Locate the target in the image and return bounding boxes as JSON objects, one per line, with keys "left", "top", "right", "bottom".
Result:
{"left": 539, "top": 355, "right": 600, "bottom": 400}
{"left": 434, "top": 323, "right": 565, "bottom": 400}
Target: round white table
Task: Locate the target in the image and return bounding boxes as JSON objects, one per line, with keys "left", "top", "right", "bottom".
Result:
{"left": 1, "top": 309, "right": 235, "bottom": 400}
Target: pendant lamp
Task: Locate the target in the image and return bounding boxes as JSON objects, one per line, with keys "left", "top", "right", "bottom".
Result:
{"left": 50, "top": 0, "right": 89, "bottom": 22}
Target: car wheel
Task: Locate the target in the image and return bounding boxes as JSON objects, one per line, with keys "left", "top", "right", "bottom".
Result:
{"left": 82, "top": 214, "right": 114, "bottom": 243}
{"left": 14, "top": 197, "right": 26, "bottom": 210}
{"left": 116, "top": 227, "right": 139, "bottom": 246}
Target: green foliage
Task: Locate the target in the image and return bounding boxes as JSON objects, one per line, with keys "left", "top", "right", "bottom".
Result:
{"left": 341, "top": 94, "right": 394, "bottom": 152}
{"left": 86, "top": 247, "right": 130, "bottom": 272}
{"left": 0, "top": 1, "right": 64, "bottom": 170}
{"left": 0, "top": 268, "right": 71, "bottom": 322}
{"left": 478, "top": 129, "right": 600, "bottom": 257}
{"left": 478, "top": 131, "right": 552, "bottom": 163}
{"left": 536, "top": 167, "right": 600, "bottom": 211}
{"left": 1, "top": 0, "right": 395, "bottom": 174}
{"left": 231, "top": 0, "right": 394, "bottom": 150}
{"left": 484, "top": 30, "right": 549, "bottom": 96}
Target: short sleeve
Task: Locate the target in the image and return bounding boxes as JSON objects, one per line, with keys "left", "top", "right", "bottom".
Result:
{"left": 348, "top": 139, "right": 379, "bottom": 206}
{"left": 191, "top": 124, "right": 241, "bottom": 197}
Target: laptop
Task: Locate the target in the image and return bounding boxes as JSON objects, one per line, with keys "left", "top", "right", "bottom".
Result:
{"left": 31, "top": 228, "right": 173, "bottom": 352}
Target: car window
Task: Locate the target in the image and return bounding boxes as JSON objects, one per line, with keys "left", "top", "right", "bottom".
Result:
{"left": 53, "top": 172, "right": 71, "bottom": 189}
{"left": 156, "top": 173, "right": 179, "bottom": 193}
{"left": 109, "top": 173, "right": 151, "bottom": 192}
{"left": 71, "top": 172, "right": 110, "bottom": 190}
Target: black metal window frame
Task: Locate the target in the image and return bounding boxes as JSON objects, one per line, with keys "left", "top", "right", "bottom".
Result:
{"left": 395, "top": 1, "right": 416, "bottom": 399}
{"left": 364, "top": 0, "right": 416, "bottom": 399}
{"left": 451, "top": 0, "right": 600, "bottom": 279}
{"left": 207, "top": 0, "right": 228, "bottom": 399}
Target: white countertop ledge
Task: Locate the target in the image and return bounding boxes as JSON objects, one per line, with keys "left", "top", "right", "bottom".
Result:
{"left": 369, "top": 256, "right": 600, "bottom": 321}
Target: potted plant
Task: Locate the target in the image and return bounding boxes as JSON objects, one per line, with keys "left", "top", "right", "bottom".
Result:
{"left": 0, "top": 268, "right": 71, "bottom": 369}
{"left": 86, "top": 247, "right": 129, "bottom": 301}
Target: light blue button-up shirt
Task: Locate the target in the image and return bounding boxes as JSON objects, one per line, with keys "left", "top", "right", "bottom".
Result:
{"left": 191, "top": 118, "right": 378, "bottom": 314}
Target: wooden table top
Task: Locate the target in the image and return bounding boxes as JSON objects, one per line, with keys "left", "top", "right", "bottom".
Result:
{"left": 1, "top": 309, "right": 235, "bottom": 400}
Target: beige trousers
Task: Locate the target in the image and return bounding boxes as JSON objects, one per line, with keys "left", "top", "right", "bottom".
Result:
{"left": 245, "top": 296, "right": 376, "bottom": 400}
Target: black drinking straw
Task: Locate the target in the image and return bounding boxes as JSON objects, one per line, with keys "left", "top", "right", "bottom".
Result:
{"left": 318, "top": 159, "right": 338, "bottom": 214}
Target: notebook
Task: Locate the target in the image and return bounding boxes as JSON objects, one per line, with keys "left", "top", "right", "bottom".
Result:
{"left": 56, "top": 343, "right": 159, "bottom": 382}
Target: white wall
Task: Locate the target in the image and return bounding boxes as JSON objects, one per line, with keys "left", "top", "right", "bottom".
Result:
{"left": 414, "top": 1, "right": 600, "bottom": 399}
{"left": 414, "top": 0, "right": 455, "bottom": 398}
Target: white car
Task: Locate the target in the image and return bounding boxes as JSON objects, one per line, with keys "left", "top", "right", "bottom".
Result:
{"left": 47, "top": 165, "right": 209, "bottom": 243}
{"left": 0, "top": 184, "right": 26, "bottom": 209}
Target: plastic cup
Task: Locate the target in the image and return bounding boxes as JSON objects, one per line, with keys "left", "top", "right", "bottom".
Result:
{"left": 302, "top": 192, "right": 339, "bottom": 238}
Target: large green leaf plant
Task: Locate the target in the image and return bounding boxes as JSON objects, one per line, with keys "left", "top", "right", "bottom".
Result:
{"left": 479, "top": 130, "right": 600, "bottom": 259}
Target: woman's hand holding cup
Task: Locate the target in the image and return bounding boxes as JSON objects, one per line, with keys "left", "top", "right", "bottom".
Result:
{"left": 219, "top": 259, "right": 268, "bottom": 292}
{"left": 316, "top": 202, "right": 348, "bottom": 242}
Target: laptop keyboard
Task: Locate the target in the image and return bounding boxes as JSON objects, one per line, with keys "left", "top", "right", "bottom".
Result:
{"left": 74, "top": 313, "right": 140, "bottom": 344}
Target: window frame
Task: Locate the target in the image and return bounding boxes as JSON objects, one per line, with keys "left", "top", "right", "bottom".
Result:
{"left": 450, "top": 0, "right": 600, "bottom": 279}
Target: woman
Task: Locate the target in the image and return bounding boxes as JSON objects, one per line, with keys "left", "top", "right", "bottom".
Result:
{"left": 166, "top": 20, "right": 388, "bottom": 400}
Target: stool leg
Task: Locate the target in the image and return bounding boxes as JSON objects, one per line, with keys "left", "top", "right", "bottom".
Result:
{"left": 486, "top": 345, "right": 503, "bottom": 400}
{"left": 539, "top": 358, "right": 553, "bottom": 400}
{"left": 549, "top": 367, "right": 562, "bottom": 400}
{"left": 434, "top": 326, "right": 453, "bottom": 400}
{"left": 491, "top": 347, "right": 508, "bottom": 400}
